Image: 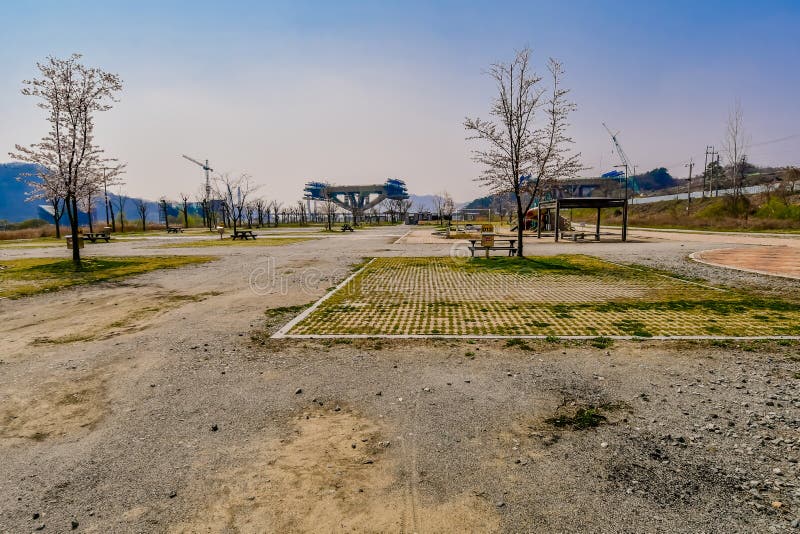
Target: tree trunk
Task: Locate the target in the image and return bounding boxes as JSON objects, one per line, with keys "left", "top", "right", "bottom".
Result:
{"left": 52, "top": 199, "right": 62, "bottom": 239}
{"left": 67, "top": 195, "right": 81, "bottom": 268}
{"left": 109, "top": 203, "right": 116, "bottom": 232}
{"left": 183, "top": 201, "right": 189, "bottom": 228}
{"left": 516, "top": 196, "right": 524, "bottom": 257}
{"left": 87, "top": 197, "right": 94, "bottom": 233}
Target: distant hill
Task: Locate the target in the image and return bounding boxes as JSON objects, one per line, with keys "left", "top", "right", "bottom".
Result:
{"left": 408, "top": 194, "right": 469, "bottom": 212}
{"left": 0, "top": 163, "right": 42, "bottom": 222}
{"left": 0, "top": 161, "right": 163, "bottom": 225}
{"left": 408, "top": 194, "right": 439, "bottom": 212}
{"left": 633, "top": 168, "right": 679, "bottom": 191}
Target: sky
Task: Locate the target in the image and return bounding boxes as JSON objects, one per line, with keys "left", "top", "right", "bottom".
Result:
{"left": 1, "top": 0, "right": 799, "bottom": 203}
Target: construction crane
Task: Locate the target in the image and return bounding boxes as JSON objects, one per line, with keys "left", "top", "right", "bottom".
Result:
{"left": 181, "top": 155, "right": 213, "bottom": 200}
{"left": 602, "top": 123, "right": 637, "bottom": 198}
{"left": 182, "top": 155, "right": 214, "bottom": 230}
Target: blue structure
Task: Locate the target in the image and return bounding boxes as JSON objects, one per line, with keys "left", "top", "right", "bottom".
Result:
{"left": 602, "top": 170, "right": 640, "bottom": 194}
{"left": 304, "top": 178, "right": 409, "bottom": 222}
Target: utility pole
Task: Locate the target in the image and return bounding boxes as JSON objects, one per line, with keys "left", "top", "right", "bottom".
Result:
{"left": 685, "top": 158, "right": 694, "bottom": 211}
{"left": 102, "top": 167, "right": 110, "bottom": 225}
{"left": 711, "top": 149, "right": 720, "bottom": 197}
{"left": 703, "top": 147, "right": 712, "bottom": 198}
{"left": 614, "top": 164, "right": 629, "bottom": 199}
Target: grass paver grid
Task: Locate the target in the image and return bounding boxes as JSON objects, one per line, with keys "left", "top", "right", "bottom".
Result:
{"left": 287, "top": 256, "right": 800, "bottom": 337}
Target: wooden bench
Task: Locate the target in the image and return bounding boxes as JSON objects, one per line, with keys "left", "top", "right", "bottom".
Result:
{"left": 341, "top": 224, "right": 354, "bottom": 232}
{"left": 83, "top": 232, "right": 111, "bottom": 243}
{"left": 467, "top": 238, "right": 518, "bottom": 257}
{"left": 231, "top": 229, "right": 257, "bottom": 240}
{"left": 166, "top": 227, "right": 184, "bottom": 234}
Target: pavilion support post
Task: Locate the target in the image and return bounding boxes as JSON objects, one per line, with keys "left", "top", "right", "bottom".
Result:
{"left": 595, "top": 208, "right": 601, "bottom": 241}
{"left": 554, "top": 202, "right": 560, "bottom": 242}
{"left": 622, "top": 199, "right": 628, "bottom": 242}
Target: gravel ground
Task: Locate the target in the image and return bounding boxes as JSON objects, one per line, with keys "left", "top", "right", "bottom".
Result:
{"left": 1, "top": 226, "right": 799, "bottom": 533}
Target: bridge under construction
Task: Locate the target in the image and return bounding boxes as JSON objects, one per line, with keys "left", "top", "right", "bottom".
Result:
{"left": 303, "top": 179, "right": 409, "bottom": 222}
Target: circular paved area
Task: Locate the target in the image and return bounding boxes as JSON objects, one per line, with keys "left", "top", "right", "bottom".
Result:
{"left": 691, "top": 246, "right": 800, "bottom": 279}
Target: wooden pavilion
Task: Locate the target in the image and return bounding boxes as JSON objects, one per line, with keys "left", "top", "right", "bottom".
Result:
{"left": 535, "top": 197, "right": 628, "bottom": 242}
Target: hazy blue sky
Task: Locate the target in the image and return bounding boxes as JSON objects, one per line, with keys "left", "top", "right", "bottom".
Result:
{"left": 2, "top": 0, "right": 798, "bottom": 202}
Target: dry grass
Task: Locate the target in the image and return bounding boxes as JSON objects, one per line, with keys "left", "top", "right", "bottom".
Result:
{"left": 0, "top": 226, "right": 62, "bottom": 240}
{"left": 0, "top": 256, "right": 216, "bottom": 299}
{"left": 570, "top": 193, "right": 800, "bottom": 233}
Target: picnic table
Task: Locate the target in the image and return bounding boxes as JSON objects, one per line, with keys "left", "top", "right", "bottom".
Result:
{"left": 83, "top": 232, "right": 111, "bottom": 243}
{"left": 166, "top": 227, "right": 184, "bottom": 234}
{"left": 467, "top": 237, "right": 517, "bottom": 257}
{"left": 231, "top": 229, "right": 257, "bottom": 240}
{"left": 341, "top": 224, "right": 354, "bottom": 232}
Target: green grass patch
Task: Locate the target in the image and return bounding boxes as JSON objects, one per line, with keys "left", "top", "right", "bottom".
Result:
{"left": 265, "top": 304, "right": 309, "bottom": 318}
{"left": 505, "top": 338, "right": 534, "bottom": 350}
{"left": 0, "top": 256, "right": 215, "bottom": 299}
{"left": 546, "top": 407, "right": 608, "bottom": 430}
{"left": 285, "top": 256, "right": 800, "bottom": 337}
{"left": 590, "top": 336, "right": 614, "bottom": 349}
{"left": 462, "top": 255, "right": 626, "bottom": 277}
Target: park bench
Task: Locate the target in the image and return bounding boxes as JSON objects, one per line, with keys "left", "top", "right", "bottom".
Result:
{"left": 467, "top": 238, "right": 518, "bottom": 257}
{"left": 341, "top": 224, "right": 354, "bottom": 232}
{"left": 166, "top": 227, "right": 184, "bottom": 233}
{"left": 83, "top": 231, "right": 111, "bottom": 243}
{"left": 231, "top": 229, "right": 257, "bottom": 240}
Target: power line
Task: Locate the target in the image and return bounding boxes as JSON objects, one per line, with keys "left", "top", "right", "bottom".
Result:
{"left": 750, "top": 133, "right": 800, "bottom": 148}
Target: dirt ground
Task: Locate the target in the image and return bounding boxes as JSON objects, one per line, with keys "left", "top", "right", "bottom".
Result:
{"left": 1, "top": 226, "right": 799, "bottom": 533}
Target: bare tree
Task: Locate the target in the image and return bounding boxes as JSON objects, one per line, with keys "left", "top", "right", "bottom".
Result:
{"left": 132, "top": 198, "right": 148, "bottom": 231}
{"left": 79, "top": 181, "right": 101, "bottom": 233}
{"left": 490, "top": 193, "right": 511, "bottom": 224}
{"left": 397, "top": 199, "right": 412, "bottom": 222}
{"left": 10, "top": 54, "right": 123, "bottom": 267}
{"left": 93, "top": 162, "right": 125, "bottom": 231}
{"left": 465, "top": 49, "right": 581, "bottom": 256}
{"left": 432, "top": 193, "right": 445, "bottom": 222}
{"left": 722, "top": 99, "right": 749, "bottom": 210}
{"left": 295, "top": 200, "right": 308, "bottom": 226}
{"left": 245, "top": 202, "right": 255, "bottom": 228}
{"left": 254, "top": 198, "right": 267, "bottom": 227}
{"left": 114, "top": 187, "right": 128, "bottom": 232}
{"left": 321, "top": 197, "right": 337, "bottom": 230}
{"left": 215, "top": 173, "right": 258, "bottom": 234}
{"left": 269, "top": 200, "right": 283, "bottom": 227}
{"left": 179, "top": 192, "right": 191, "bottom": 228}
{"left": 442, "top": 191, "right": 455, "bottom": 222}
{"left": 784, "top": 167, "right": 800, "bottom": 195}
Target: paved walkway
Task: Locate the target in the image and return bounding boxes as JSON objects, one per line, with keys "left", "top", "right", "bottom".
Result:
{"left": 691, "top": 246, "right": 800, "bottom": 280}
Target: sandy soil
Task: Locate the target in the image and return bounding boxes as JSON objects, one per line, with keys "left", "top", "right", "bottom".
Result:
{"left": 692, "top": 246, "right": 800, "bottom": 280}
{"left": 1, "top": 226, "right": 799, "bottom": 532}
